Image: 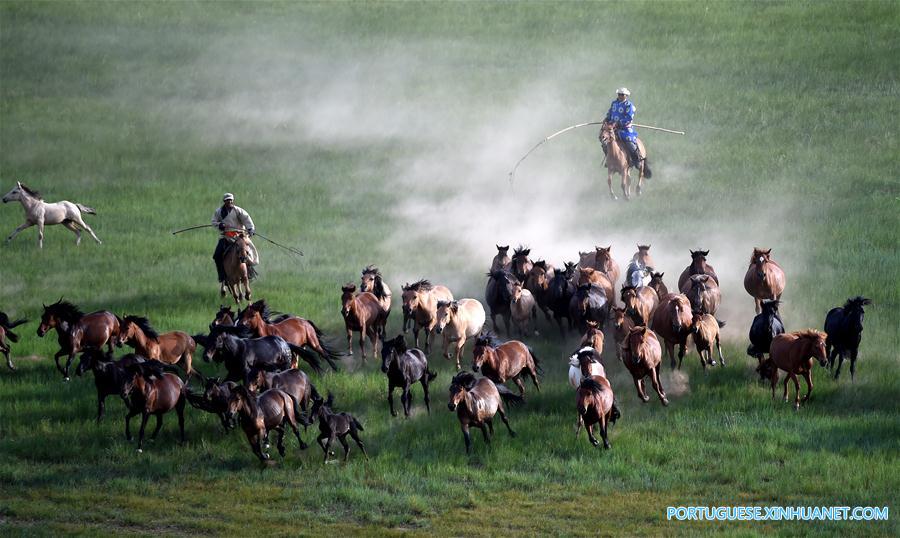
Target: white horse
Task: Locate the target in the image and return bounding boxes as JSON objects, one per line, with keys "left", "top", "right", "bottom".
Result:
{"left": 2, "top": 181, "right": 101, "bottom": 248}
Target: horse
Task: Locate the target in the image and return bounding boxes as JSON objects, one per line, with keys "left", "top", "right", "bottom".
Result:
{"left": 210, "top": 305, "right": 236, "bottom": 330}
{"left": 580, "top": 321, "right": 605, "bottom": 355}
{"left": 472, "top": 332, "right": 541, "bottom": 398}
{"left": 621, "top": 326, "right": 669, "bottom": 406}
{"left": 310, "top": 393, "right": 369, "bottom": 463}
{"left": 681, "top": 274, "right": 721, "bottom": 316}
{"left": 625, "top": 259, "right": 651, "bottom": 288}
{"left": 547, "top": 262, "right": 577, "bottom": 336}
{"left": 599, "top": 122, "right": 651, "bottom": 200}
{"left": 447, "top": 372, "right": 521, "bottom": 454}
{"left": 122, "top": 365, "right": 186, "bottom": 452}
{"left": 2, "top": 181, "right": 101, "bottom": 248}
{"left": 678, "top": 250, "right": 719, "bottom": 290}
{"left": 360, "top": 265, "right": 392, "bottom": 317}
{"left": 590, "top": 246, "right": 620, "bottom": 287}
{"left": 757, "top": 330, "right": 828, "bottom": 410}
{"left": 340, "top": 283, "right": 388, "bottom": 360}
{"left": 184, "top": 377, "right": 239, "bottom": 433}
{"left": 747, "top": 299, "right": 785, "bottom": 363}
{"left": 569, "top": 283, "right": 610, "bottom": 333}
{"left": 650, "top": 293, "right": 693, "bottom": 369}
{"left": 510, "top": 281, "right": 538, "bottom": 337}
{"left": 227, "top": 385, "right": 307, "bottom": 462}
{"left": 75, "top": 349, "right": 146, "bottom": 422}
{"left": 648, "top": 271, "right": 669, "bottom": 299}
{"left": 824, "top": 296, "right": 872, "bottom": 380}
{"left": 435, "top": 299, "right": 486, "bottom": 369}
{"left": 202, "top": 325, "right": 307, "bottom": 383}
{"left": 0, "top": 312, "right": 27, "bottom": 371}
{"left": 632, "top": 244, "right": 655, "bottom": 269}
{"left": 575, "top": 377, "right": 620, "bottom": 449}
{"left": 620, "top": 285, "right": 659, "bottom": 326}
{"left": 118, "top": 315, "right": 197, "bottom": 380}
{"left": 568, "top": 346, "right": 606, "bottom": 389}
{"left": 744, "top": 248, "right": 786, "bottom": 314}
{"left": 401, "top": 279, "right": 454, "bottom": 354}
{"left": 524, "top": 260, "right": 554, "bottom": 321}
{"left": 611, "top": 307, "right": 635, "bottom": 362}
{"left": 247, "top": 367, "right": 319, "bottom": 429}
{"left": 484, "top": 270, "right": 516, "bottom": 336}
{"left": 690, "top": 313, "right": 726, "bottom": 371}
{"left": 490, "top": 245, "right": 511, "bottom": 273}
{"left": 380, "top": 334, "right": 437, "bottom": 417}
{"left": 237, "top": 300, "right": 340, "bottom": 371}
{"left": 509, "top": 246, "right": 533, "bottom": 283}
{"left": 222, "top": 232, "right": 253, "bottom": 304}
{"left": 576, "top": 267, "right": 615, "bottom": 308}
{"left": 37, "top": 299, "right": 120, "bottom": 380}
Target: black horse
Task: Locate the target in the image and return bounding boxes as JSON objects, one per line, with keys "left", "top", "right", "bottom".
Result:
{"left": 747, "top": 299, "right": 786, "bottom": 363}
{"left": 76, "top": 349, "right": 147, "bottom": 422}
{"left": 201, "top": 326, "right": 300, "bottom": 384}
{"left": 547, "top": 262, "right": 576, "bottom": 336}
{"left": 185, "top": 377, "right": 239, "bottom": 433}
{"left": 569, "top": 283, "right": 610, "bottom": 333}
{"left": 824, "top": 296, "right": 872, "bottom": 380}
{"left": 0, "top": 311, "right": 27, "bottom": 370}
{"left": 485, "top": 269, "right": 517, "bottom": 335}
{"left": 310, "top": 392, "right": 369, "bottom": 463}
{"left": 380, "top": 334, "right": 437, "bottom": 417}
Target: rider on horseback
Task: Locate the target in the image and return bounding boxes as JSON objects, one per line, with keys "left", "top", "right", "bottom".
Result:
{"left": 212, "top": 193, "right": 255, "bottom": 292}
{"left": 603, "top": 87, "right": 643, "bottom": 168}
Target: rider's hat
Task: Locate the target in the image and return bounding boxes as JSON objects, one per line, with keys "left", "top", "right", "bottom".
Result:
{"left": 223, "top": 193, "right": 235, "bottom": 202}
{"left": 616, "top": 87, "right": 630, "bottom": 96}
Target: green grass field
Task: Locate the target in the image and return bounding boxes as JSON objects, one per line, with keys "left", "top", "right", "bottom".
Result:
{"left": 1, "top": 1, "right": 898, "bottom": 535}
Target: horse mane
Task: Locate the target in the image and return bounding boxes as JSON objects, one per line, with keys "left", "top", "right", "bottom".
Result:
{"left": 474, "top": 330, "right": 503, "bottom": 349}
{"left": 533, "top": 260, "right": 547, "bottom": 270}
{"left": 450, "top": 371, "right": 478, "bottom": 390}
{"left": 233, "top": 385, "right": 259, "bottom": 417}
{"left": 578, "top": 377, "right": 606, "bottom": 395}
{"left": 18, "top": 183, "right": 42, "bottom": 200}
{"left": 690, "top": 249, "right": 709, "bottom": 260}
{"left": 45, "top": 299, "right": 84, "bottom": 323}
{"left": 513, "top": 245, "right": 530, "bottom": 258}
{"left": 362, "top": 265, "right": 382, "bottom": 277}
{"left": 209, "top": 324, "right": 254, "bottom": 339}
{"left": 637, "top": 245, "right": 650, "bottom": 251}
{"left": 388, "top": 335, "right": 408, "bottom": 354}
{"left": 404, "top": 279, "right": 433, "bottom": 292}
{"left": 760, "top": 299, "right": 781, "bottom": 311}
{"left": 797, "top": 329, "right": 827, "bottom": 340}
{"left": 342, "top": 283, "right": 357, "bottom": 293}
{"left": 124, "top": 315, "right": 159, "bottom": 341}
{"left": 246, "top": 299, "right": 272, "bottom": 321}
{"left": 844, "top": 296, "right": 872, "bottom": 310}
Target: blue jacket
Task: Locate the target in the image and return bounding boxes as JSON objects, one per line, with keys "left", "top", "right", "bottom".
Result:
{"left": 605, "top": 99, "right": 637, "bottom": 140}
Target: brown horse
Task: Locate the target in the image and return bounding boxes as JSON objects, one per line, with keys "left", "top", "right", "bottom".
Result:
{"left": 118, "top": 316, "right": 197, "bottom": 379}
{"left": 227, "top": 385, "right": 306, "bottom": 461}
{"left": 472, "top": 332, "right": 540, "bottom": 397}
{"left": 210, "top": 305, "right": 236, "bottom": 330}
{"left": 599, "top": 122, "right": 650, "bottom": 200}
{"left": 590, "top": 246, "right": 620, "bottom": 287}
{"left": 681, "top": 274, "right": 721, "bottom": 316}
{"left": 620, "top": 285, "right": 659, "bottom": 326}
{"left": 237, "top": 299, "right": 340, "bottom": 371}
{"left": 577, "top": 267, "right": 615, "bottom": 306}
{"left": 648, "top": 271, "right": 669, "bottom": 299}
{"left": 744, "top": 248, "right": 786, "bottom": 314}
{"left": 580, "top": 321, "right": 605, "bottom": 355}
{"left": 0, "top": 312, "right": 27, "bottom": 371}
{"left": 690, "top": 313, "right": 726, "bottom": 371}
{"left": 757, "top": 330, "right": 828, "bottom": 410}
{"left": 490, "top": 245, "right": 511, "bottom": 273}
{"left": 37, "top": 299, "right": 120, "bottom": 380}
{"left": 611, "top": 307, "right": 635, "bottom": 362}
{"left": 122, "top": 367, "right": 186, "bottom": 452}
{"left": 632, "top": 245, "right": 655, "bottom": 269}
{"left": 621, "top": 326, "right": 668, "bottom": 406}
{"left": 360, "top": 265, "right": 392, "bottom": 317}
{"left": 401, "top": 279, "right": 453, "bottom": 354}
{"left": 510, "top": 281, "right": 538, "bottom": 336}
{"left": 575, "top": 376, "right": 620, "bottom": 449}
{"left": 650, "top": 293, "right": 693, "bottom": 369}
{"left": 247, "top": 367, "right": 319, "bottom": 425}
{"left": 524, "top": 260, "right": 554, "bottom": 321}
{"left": 678, "top": 250, "right": 719, "bottom": 290}
{"left": 448, "top": 372, "right": 520, "bottom": 454}
{"left": 340, "top": 283, "right": 388, "bottom": 360}
{"left": 223, "top": 232, "right": 253, "bottom": 305}
{"left": 509, "top": 246, "right": 533, "bottom": 283}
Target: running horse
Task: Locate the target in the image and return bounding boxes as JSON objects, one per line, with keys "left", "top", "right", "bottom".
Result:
{"left": 744, "top": 248, "right": 786, "bottom": 314}
{"left": 37, "top": 299, "right": 120, "bottom": 380}
{"left": 599, "top": 123, "right": 651, "bottom": 200}
{"left": 117, "top": 315, "right": 197, "bottom": 380}
{"left": 359, "top": 265, "right": 392, "bottom": 319}
{"left": 2, "top": 181, "right": 101, "bottom": 248}
{"left": 402, "top": 279, "right": 454, "bottom": 354}
{"left": 0, "top": 312, "right": 27, "bottom": 371}
{"left": 222, "top": 231, "right": 254, "bottom": 305}
{"left": 237, "top": 299, "right": 340, "bottom": 371}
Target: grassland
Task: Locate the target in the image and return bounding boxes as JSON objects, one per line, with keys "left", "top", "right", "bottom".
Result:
{"left": 1, "top": 1, "right": 898, "bottom": 536}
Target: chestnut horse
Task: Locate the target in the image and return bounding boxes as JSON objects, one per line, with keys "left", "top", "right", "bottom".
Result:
{"left": 360, "top": 265, "right": 392, "bottom": 317}
{"left": 632, "top": 245, "right": 655, "bottom": 269}
{"left": 690, "top": 313, "right": 725, "bottom": 371}
{"left": 580, "top": 321, "right": 605, "bottom": 355}
{"left": 401, "top": 279, "right": 454, "bottom": 354}
{"left": 611, "top": 307, "right": 635, "bottom": 362}
{"left": 340, "top": 283, "right": 388, "bottom": 360}
{"left": 0, "top": 312, "right": 27, "bottom": 370}
{"left": 237, "top": 299, "right": 340, "bottom": 371}
{"left": 37, "top": 299, "right": 120, "bottom": 380}
{"left": 118, "top": 315, "right": 197, "bottom": 379}
{"left": 122, "top": 367, "right": 186, "bottom": 452}
{"left": 621, "top": 326, "right": 668, "bottom": 406}
{"left": 472, "top": 332, "right": 541, "bottom": 398}
{"left": 757, "top": 330, "right": 828, "bottom": 410}
{"left": 744, "top": 248, "right": 786, "bottom": 314}
{"left": 648, "top": 271, "right": 669, "bottom": 299}
{"left": 678, "top": 250, "right": 718, "bottom": 290}
{"left": 621, "top": 284, "right": 659, "bottom": 326}
{"left": 435, "top": 299, "right": 486, "bottom": 369}
{"left": 222, "top": 232, "right": 254, "bottom": 305}
{"left": 576, "top": 267, "right": 615, "bottom": 309}
{"left": 575, "top": 376, "right": 620, "bottom": 449}
{"left": 448, "top": 371, "right": 520, "bottom": 454}
{"left": 650, "top": 294, "right": 693, "bottom": 369}
{"left": 599, "top": 122, "right": 651, "bottom": 200}
{"left": 525, "top": 260, "right": 554, "bottom": 321}
{"left": 590, "top": 246, "right": 620, "bottom": 287}
{"left": 681, "top": 274, "right": 721, "bottom": 316}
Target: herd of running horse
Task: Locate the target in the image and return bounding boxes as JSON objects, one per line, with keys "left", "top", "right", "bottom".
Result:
{"left": 0, "top": 244, "right": 871, "bottom": 458}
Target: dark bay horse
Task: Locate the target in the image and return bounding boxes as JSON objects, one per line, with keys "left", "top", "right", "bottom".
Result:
{"left": 380, "top": 335, "right": 437, "bottom": 417}
{"left": 509, "top": 246, "right": 533, "bottom": 283}
{"left": 484, "top": 270, "right": 516, "bottom": 336}
{"left": 757, "top": 330, "right": 828, "bottom": 410}
{"left": 547, "top": 262, "right": 577, "bottom": 335}
{"left": 310, "top": 393, "right": 369, "bottom": 463}
{"left": 203, "top": 326, "right": 306, "bottom": 382}
{"left": 247, "top": 367, "right": 319, "bottom": 428}
{"left": 472, "top": 332, "right": 540, "bottom": 397}
{"left": 76, "top": 350, "right": 146, "bottom": 422}
{"left": 744, "top": 248, "right": 786, "bottom": 314}
{"left": 747, "top": 299, "right": 785, "bottom": 363}
{"left": 237, "top": 300, "right": 340, "bottom": 371}
{"left": 401, "top": 279, "right": 454, "bottom": 353}
{"left": 37, "top": 299, "right": 120, "bottom": 380}
{"left": 569, "top": 283, "right": 610, "bottom": 333}
{"left": 648, "top": 271, "right": 669, "bottom": 299}
{"left": 650, "top": 293, "right": 693, "bottom": 369}
{"left": 210, "top": 305, "right": 236, "bottom": 330}
{"left": 118, "top": 315, "right": 197, "bottom": 380}
{"left": 448, "top": 372, "right": 520, "bottom": 454}
{"left": 575, "top": 376, "right": 620, "bottom": 449}
{"left": 678, "top": 250, "right": 719, "bottom": 291}
{"left": 681, "top": 274, "right": 721, "bottom": 316}
{"left": 621, "top": 326, "right": 668, "bottom": 406}
{"left": 122, "top": 366, "right": 186, "bottom": 452}
{"left": 340, "top": 283, "right": 388, "bottom": 360}
{"left": 824, "top": 296, "right": 871, "bottom": 380}
{"left": 0, "top": 312, "right": 27, "bottom": 370}
{"left": 185, "top": 377, "right": 238, "bottom": 433}
{"left": 228, "top": 385, "right": 306, "bottom": 462}
{"left": 360, "top": 265, "right": 392, "bottom": 318}
{"left": 490, "top": 245, "right": 511, "bottom": 273}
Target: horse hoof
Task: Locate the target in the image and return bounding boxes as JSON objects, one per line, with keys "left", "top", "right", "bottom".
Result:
{"left": 661, "top": 398, "right": 669, "bottom": 406}
{"left": 609, "top": 193, "right": 617, "bottom": 201}
{"left": 64, "top": 377, "right": 70, "bottom": 382}
{"left": 641, "top": 396, "right": 650, "bottom": 403}
{"left": 509, "top": 431, "right": 517, "bottom": 438}
{"left": 136, "top": 449, "right": 143, "bottom": 454}
{"left": 709, "top": 360, "right": 717, "bottom": 367}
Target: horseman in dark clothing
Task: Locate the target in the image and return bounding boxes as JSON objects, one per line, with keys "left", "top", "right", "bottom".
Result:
{"left": 212, "top": 193, "right": 256, "bottom": 294}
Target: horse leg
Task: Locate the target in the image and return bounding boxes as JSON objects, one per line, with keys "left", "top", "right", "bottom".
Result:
{"left": 677, "top": 341, "right": 686, "bottom": 370}
{"left": 387, "top": 382, "right": 397, "bottom": 416}
{"left": 453, "top": 339, "right": 464, "bottom": 370}
{"left": 442, "top": 333, "right": 450, "bottom": 360}
{"left": 716, "top": 334, "right": 726, "bottom": 367}
{"left": 61, "top": 220, "right": 82, "bottom": 245}
{"left": 666, "top": 342, "right": 676, "bottom": 369}
{"left": 338, "top": 434, "right": 351, "bottom": 461}
{"left": 498, "top": 406, "right": 516, "bottom": 437}
{"left": 96, "top": 394, "right": 106, "bottom": 423}
{"left": 754, "top": 297, "right": 761, "bottom": 315}
{"left": 137, "top": 411, "right": 150, "bottom": 452}
{"left": 512, "top": 376, "right": 527, "bottom": 398}
{"left": 529, "top": 364, "right": 541, "bottom": 392}
{"left": 63, "top": 352, "right": 76, "bottom": 381}
{"left": 621, "top": 170, "right": 630, "bottom": 200}
{"left": 5, "top": 221, "right": 33, "bottom": 243}
{"left": 2, "top": 347, "right": 14, "bottom": 371}
{"left": 461, "top": 423, "right": 472, "bottom": 454}
{"left": 503, "top": 314, "right": 512, "bottom": 337}
{"left": 575, "top": 414, "right": 583, "bottom": 437}
{"left": 289, "top": 416, "right": 307, "bottom": 450}
{"left": 586, "top": 423, "right": 599, "bottom": 447}
{"left": 176, "top": 395, "right": 186, "bottom": 443}
{"left": 607, "top": 170, "right": 617, "bottom": 200}
{"left": 801, "top": 371, "right": 813, "bottom": 402}
{"left": 124, "top": 409, "right": 139, "bottom": 440}
{"left": 600, "top": 417, "right": 611, "bottom": 449}
{"left": 834, "top": 350, "right": 844, "bottom": 379}
{"left": 636, "top": 378, "right": 650, "bottom": 402}
{"left": 275, "top": 426, "right": 287, "bottom": 457}
{"left": 403, "top": 383, "right": 413, "bottom": 417}
{"left": 149, "top": 413, "right": 164, "bottom": 440}
{"left": 849, "top": 348, "right": 859, "bottom": 381}
{"left": 781, "top": 373, "right": 790, "bottom": 402}
{"left": 479, "top": 424, "right": 490, "bottom": 445}
{"left": 349, "top": 428, "right": 369, "bottom": 460}
{"left": 791, "top": 374, "right": 801, "bottom": 410}
{"left": 72, "top": 213, "right": 101, "bottom": 244}
{"left": 651, "top": 365, "right": 668, "bottom": 406}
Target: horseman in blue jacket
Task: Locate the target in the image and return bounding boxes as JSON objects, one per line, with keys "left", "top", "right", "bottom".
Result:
{"left": 603, "top": 87, "right": 643, "bottom": 167}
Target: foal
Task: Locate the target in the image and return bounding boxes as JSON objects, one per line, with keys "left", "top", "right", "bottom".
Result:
{"left": 76, "top": 349, "right": 145, "bottom": 422}
{"left": 690, "top": 313, "right": 726, "bottom": 371}
{"left": 310, "top": 393, "right": 369, "bottom": 463}
{"left": 340, "top": 283, "right": 387, "bottom": 360}
{"left": 247, "top": 367, "right": 319, "bottom": 426}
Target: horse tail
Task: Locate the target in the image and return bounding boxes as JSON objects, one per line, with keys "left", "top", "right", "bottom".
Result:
{"left": 426, "top": 369, "right": 438, "bottom": 382}
{"left": 609, "top": 399, "right": 622, "bottom": 424}
{"left": 494, "top": 383, "right": 524, "bottom": 406}
{"left": 0, "top": 316, "right": 27, "bottom": 330}
{"left": 5, "top": 329, "right": 20, "bottom": 343}
{"left": 527, "top": 345, "right": 544, "bottom": 377}
{"left": 317, "top": 339, "right": 345, "bottom": 372}
{"left": 75, "top": 203, "right": 97, "bottom": 215}
{"left": 642, "top": 157, "right": 652, "bottom": 179}
{"left": 306, "top": 318, "right": 324, "bottom": 338}
{"left": 351, "top": 416, "right": 365, "bottom": 432}
{"left": 288, "top": 343, "right": 323, "bottom": 375}
{"left": 716, "top": 318, "right": 726, "bottom": 328}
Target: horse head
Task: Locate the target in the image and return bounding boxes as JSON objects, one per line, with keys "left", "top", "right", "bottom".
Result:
{"left": 448, "top": 372, "right": 477, "bottom": 411}
{"left": 686, "top": 275, "right": 712, "bottom": 311}
{"left": 594, "top": 246, "right": 613, "bottom": 268}
{"left": 669, "top": 295, "right": 692, "bottom": 334}
{"left": 472, "top": 332, "right": 500, "bottom": 372}
{"left": 689, "top": 249, "right": 710, "bottom": 272}
{"left": 611, "top": 307, "right": 628, "bottom": 332}
{"left": 599, "top": 122, "right": 616, "bottom": 145}
{"left": 434, "top": 301, "right": 457, "bottom": 334}
{"left": 510, "top": 246, "right": 532, "bottom": 280}
{"left": 340, "top": 283, "right": 357, "bottom": 318}
{"left": 380, "top": 334, "right": 406, "bottom": 372}
{"left": 751, "top": 248, "right": 772, "bottom": 279}
{"left": 843, "top": 296, "right": 872, "bottom": 332}
{"left": 360, "top": 265, "right": 381, "bottom": 294}
{"left": 511, "top": 280, "right": 525, "bottom": 302}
